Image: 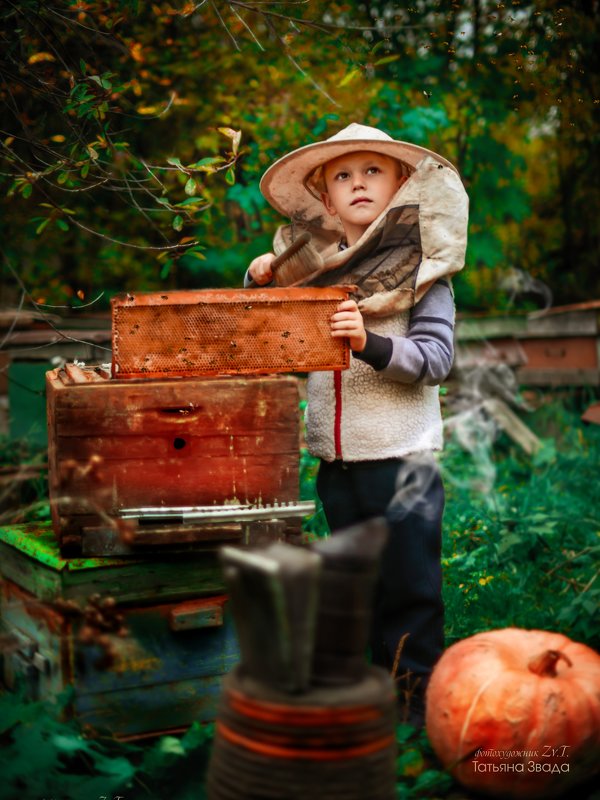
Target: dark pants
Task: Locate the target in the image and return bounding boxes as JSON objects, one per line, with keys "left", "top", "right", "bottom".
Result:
{"left": 316, "top": 456, "right": 445, "bottom": 690}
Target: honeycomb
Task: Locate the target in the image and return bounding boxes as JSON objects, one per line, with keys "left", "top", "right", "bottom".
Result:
{"left": 111, "top": 287, "right": 351, "bottom": 378}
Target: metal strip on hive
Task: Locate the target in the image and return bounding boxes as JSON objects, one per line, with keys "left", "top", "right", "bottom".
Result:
{"left": 111, "top": 287, "right": 352, "bottom": 378}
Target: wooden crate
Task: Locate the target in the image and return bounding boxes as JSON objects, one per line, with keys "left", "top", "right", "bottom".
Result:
{"left": 47, "top": 367, "right": 301, "bottom": 555}
{"left": 0, "top": 524, "right": 238, "bottom": 738}
{"left": 111, "top": 286, "right": 351, "bottom": 379}
{"left": 456, "top": 301, "right": 600, "bottom": 386}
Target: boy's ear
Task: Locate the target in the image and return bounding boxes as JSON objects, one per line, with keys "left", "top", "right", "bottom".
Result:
{"left": 321, "top": 191, "right": 337, "bottom": 217}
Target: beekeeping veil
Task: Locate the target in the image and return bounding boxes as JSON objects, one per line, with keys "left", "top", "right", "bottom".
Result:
{"left": 260, "top": 123, "right": 469, "bottom": 316}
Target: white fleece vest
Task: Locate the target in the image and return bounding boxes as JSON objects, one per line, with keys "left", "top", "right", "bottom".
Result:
{"left": 305, "top": 312, "right": 443, "bottom": 462}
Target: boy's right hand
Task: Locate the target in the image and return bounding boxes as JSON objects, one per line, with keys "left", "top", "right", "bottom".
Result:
{"left": 248, "top": 252, "right": 276, "bottom": 285}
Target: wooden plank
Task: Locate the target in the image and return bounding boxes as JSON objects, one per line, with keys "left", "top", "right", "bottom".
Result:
{"left": 518, "top": 337, "right": 598, "bottom": 369}
{"left": 49, "top": 372, "right": 298, "bottom": 411}
{"left": 0, "top": 541, "right": 63, "bottom": 602}
{"left": 124, "top": 522, "right": 243, "bottom": 546}
{"left": 526, "top": 309, "right": 599, "bottom": 336}
{"left": 68, "top": 559, "right": 224, "bottom": 604}
{"left": 455, "top": 337, "right": 527, "bottom": 369}
{"left": 0, "top": 524, "right": 226, "bottom": 603}
{"left": 53, "top": 453, "right": 298, "bottom": 511}
{"left": 5, "top": 329, "right": 110, "bottom": 346}
{"left": 53, "top": 433, "right": 297, "bottom": 460}
{"left": 81, "top": 525, "right": 241, "bottom": 556}
{"left": 74, "top": 674, "right": 226, "bottom": 737}
{"left": 64, "top": 363, "right": 105, "bottom": 383}
{"left": 53, "top": 411, "right": 299, "bottom": 439}
{"left": 482, "top": 398, "right": 542, "bottom": 455}
{"left": 112, "top": 286, "right": 350, "bottom": 307}
{"left": 455, "top": 315, "right": 528, "bottom": 341}
{"left": 516, "top": 368, "right": 600, "bottom": 386}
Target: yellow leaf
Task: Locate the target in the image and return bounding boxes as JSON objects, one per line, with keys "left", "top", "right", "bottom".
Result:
{"left": 338, "top": 69, "right": 361, "bottom": 88}
{"left": 397, "top": 748, "right": 425, "bottom": 777}
{"left": 137, "top": 105, "right": 159, "bottom": 115}
{"left": 374, "top": 55, "right": 400, "bottom": 66}
{"left": 28, "top": 52, "right": 56, "bottom": 64}
{"left": 129, "top": 42, "right": 144, "bottom": 63}
{"left": 218, "top": 127, "right": 242, "bottom": 154}
{"left": 50, "top": 135, "right": 66, "bottom": 142}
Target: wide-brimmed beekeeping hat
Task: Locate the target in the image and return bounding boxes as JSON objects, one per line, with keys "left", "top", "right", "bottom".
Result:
{"left": 260, "top": 122, "right": 458, "bottom": 221}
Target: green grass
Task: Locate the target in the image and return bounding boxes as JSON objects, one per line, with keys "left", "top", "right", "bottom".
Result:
{"left": 440, "top": 397, "right": 600, "bottom": 651}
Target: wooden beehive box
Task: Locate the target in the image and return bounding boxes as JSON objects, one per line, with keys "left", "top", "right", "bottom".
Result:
{"left": 455, "top": 300, "right": 600, "bottom": 386}
{"left": 47, "top": 366, "right": 301, "bottom": 555}
{"left": 0, "top": 523, "right": 238, "bottom": 738}
{"left": 111, "top": 286, "right": 351, "bottom": 379}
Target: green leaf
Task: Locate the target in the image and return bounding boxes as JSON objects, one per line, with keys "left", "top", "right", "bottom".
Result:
{"left": 188, "top": 156, "right": 226, "bottom": 172}
{"left": 21, "top": 183, "right": 33, "bottom": 199}
{"left": 52, "top": 732, "right": 94, "bottom": 755}
{"left": 225, "top": 166, "right": 235, "bottom": 185}
{"left": 183, "top": 249, "right": 205, "bottom": 261}
{"left": 167, "top": 157, "right": 184, "bottom": 169}
{"left": 80, "top": 162, "right": 90, "bottom": 178}
{"left": 532, "top": 438, "right": 557, "bottom": 467}
{"left": 172, "top": 215, "right": 183, "bottom": 231}
{"left": 88, "top": 75, "right": 112, "bottom": 91}
{"left": 174, "top": 197, "right": 205, "bottom": 208}
{"left": 55, "top": 218, "right": 69, "bottom": 231}
{"left": 160, "top": 259, "right": 173, "bottom": 278}
{"left": 184, "top": 177, "right": 197, "bottom": 196}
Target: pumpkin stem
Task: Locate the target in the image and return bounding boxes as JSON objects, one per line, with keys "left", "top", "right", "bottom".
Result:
{"left": 528, "top": 649, "right": 573, "bottom": 677}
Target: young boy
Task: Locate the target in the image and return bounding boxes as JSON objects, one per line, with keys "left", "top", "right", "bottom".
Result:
{"left": 246, "top": 123, "right": 469, "bottom": 725}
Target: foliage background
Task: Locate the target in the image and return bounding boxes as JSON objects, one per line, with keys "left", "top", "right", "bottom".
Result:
{"left": 1, "top": 0, "right": 598, "bottom": 311}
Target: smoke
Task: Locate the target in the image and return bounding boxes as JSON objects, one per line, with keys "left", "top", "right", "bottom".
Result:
{"left": 387, "top": 454, "right": 440, "bottom": 522}
{"left": 499, "top": 267, "right": 553, "bottom": 310}
{"left": 442, "top": 401, "right": 499, "bottom": 497}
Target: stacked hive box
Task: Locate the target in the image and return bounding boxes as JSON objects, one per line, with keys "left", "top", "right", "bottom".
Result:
{"left": 0, "top": 286, "right": 351, "bottom": 737}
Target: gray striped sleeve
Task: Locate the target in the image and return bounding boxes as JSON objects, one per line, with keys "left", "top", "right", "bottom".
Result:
{"left": 356, "top": 281, "right": 455, "bottom": 385}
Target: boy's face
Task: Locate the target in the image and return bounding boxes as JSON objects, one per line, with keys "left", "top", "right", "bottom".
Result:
{"left": 320, "top": 151, "right": 406, "bottom": 245}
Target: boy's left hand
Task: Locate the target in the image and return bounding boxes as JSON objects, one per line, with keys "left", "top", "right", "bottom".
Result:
{"left": 330, "top": 300, "right": 367, "bottom": 353}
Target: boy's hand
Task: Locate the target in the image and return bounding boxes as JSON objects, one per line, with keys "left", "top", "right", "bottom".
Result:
{"left": 330, "top": 299, "right": 367, "bottom": 353}
{"left": 248, "top": 252, "right": 276, "bottom": 285}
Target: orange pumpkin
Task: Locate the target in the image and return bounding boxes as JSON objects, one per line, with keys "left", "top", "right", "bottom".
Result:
{"left": 425, "top": 628, "right": 600, "bottom": 799}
